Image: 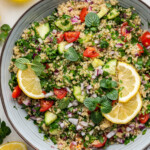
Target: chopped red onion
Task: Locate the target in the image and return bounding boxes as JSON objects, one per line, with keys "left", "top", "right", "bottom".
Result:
{"left": 92, "top": 75, "right": 96, "bottom": 79}
{"left": 117, "top": 128, "right": 123, "bottom": 133}
{"left": 38, "top": 38, "right": 43, "bottom": 44}
{"left": 139, "top": 124, "right": 145, "bottom": 130}
{"left": 81, "top": 132, "right": 86, "bottom": 136}
{"left": 126, "top": 127, "right": 132, "bottom": 132}
{"left": 88, "top": 6, "right": 92, "bottom": 11}
{"left": 71, "top": 141, "right": 77, "bottom": 146}
{"left": 115, "top": 43, "right": 123, "bottom": 48}
{"left": 32, "top": 108, "right": 36, "bottom": 112}
{"left": 68, "top": 112, "right": 73, "bottom": 118}
{"left": 78, "top": 112, "right": 82, "bottom": 115}
{"left": 81, "top": 91, "right": 85, "bottom": 96}
{"left": 37, "top": 46, "right": 41, "bottom": 52}
{"left": 89, "top": 122, "right": 95, "bottom": 126}
{"left": 146, "top": 46, "right": 150, "bottom": 49}
{"left": 94, "top": 39, "right": 99, "bottom": 44}
{"left": 30, "top": 116, "right": 37, "bottom": 120}
{"left": 52, "top": 29, "right": 57, "bottom": 34}
{"left": 73, "top": 108, "right": 78, "bottom": 112}
{"left": 33, "top": 53, "right": 37, "bottom": 58}
{"left": 81, "top": 83, "right": 84, "bottom": 90}
{"left": 68, "top": 103, "right": 73, "bottom": 108}
{"left": 36, "top": 117, "right": 42, "bottom": 121}
{"left": 66, "top": 87, "right": 71, "bottom": 93}
{"left": 76, "top": 124, "right": 83, "bottom": 130}
{"left": 68, "top": 7, "right": 73, "bottom": 12}
{"left": 68, "top": 118, "right": 78, "bottom": 125}
{"left": 44, "top": 91, "right": 54, "bottom": 98}
{"left": 106, "top": 130, "right": 116, "bottom": 139}
{"left": 135, "top": 53, "right": 139, "bottom": 57}
{"left": 22, "top": 98, "right": 31, "bottom": 106}
{"left": 54, "top": 69, "right": 59, "bottom": 75}
{"left": 71, "top": 16, "right": 79, "bottom": 24}
{"left": 142, "top": 80, "right": 147, "bottom": 85}
{"left": 59, "top": 122, "right": 65, "bottom": 128}
{"left": 89, "top": 130, "right": 94, "bottom": 135}
{"left": 110, "top": 51, "right": 115, "bottom": 55}
{"left": 91, "top": 94, "right": 97, "bottom": 98}
{"left": 97, "top": 67, "right": 103, "bottom": 76}
{"left": 129, "top": 124, "right": 135, "bottom": 129}
{"left": 80, "top": 121, "right": 88, "bottom": 127}
{"left": 87, "top": 85, "right": 92, "bottom": 90}
{"left": 86, "top": 89, "right": 90, "bottom": 94}
{"left": 117, "top": 138, "right": 124, "bottom": 144}
{"left": 126, "top": 28, "right": 131, "bottom": 34}
{"left": 72, "top": 100, "right": 78, "bottom": 106}
{"left": 65, "top": 43, "right": 73, "bottom": 49}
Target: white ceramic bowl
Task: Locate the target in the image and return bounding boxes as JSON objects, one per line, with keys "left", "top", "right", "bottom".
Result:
{"left": 0, "top": 0, "right": 150, "bottom": 149}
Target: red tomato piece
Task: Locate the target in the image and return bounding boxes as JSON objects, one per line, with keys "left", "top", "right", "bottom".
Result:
{"left": 42, "top": 91, "right": 46, "bottom": 95}
{"left": 112, "top": 100, "right": 118, "bottom": 106}
{"left": 54, "top": 88, "right": 67, "bottom": 99}
{"left": 64, "top": 32, "right": 80, "bottom": 43}
{"left": 140, "top": 31, "right": 150, "bottom": 47}
{"left": 57, "top": 33, "right": 64, "bottom": 43}
{"left": 45, "top": 63, "right": 50, "bottom": 69}
{"left": 139, "top": 113, "right": 149, "bottom": 124}
{"left": 83, "top": 47, "right": 99, "bottom": 58}
{"left": 40, "top": 100, "right": 54, "bottom": 112}
{"left": 137, "top": 43, "right": 144, "bottom": 56}
{"left": 80, "top": 7, "right": 88, "bottom": 23}
{"left": 92, "top": 135, "right": 107, "bottom": 148}
{"left": 121, "top": 22, "right": 130, "bottom": 37}
{"left": 12, "top": 85, "right": 21, "bottom": 98}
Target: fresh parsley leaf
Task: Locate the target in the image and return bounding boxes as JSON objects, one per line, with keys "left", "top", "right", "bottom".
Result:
{"left": 100, "top": 96, "right": 112, "bottom": 113}
{"left": 100, "top": 40, "right": 109, "bottom": 49}
{"left": 106, "top": 89, "right": 118, "bottom": 100}
{"left": 64, "top": 47, "right": 79, "bottom": 61}
{"left": 85, "top": 12, "right": 100, "bottom": 27}
{"left": 15, "top": 58, "right": 30, "bottom": 70}
{"left": 58, "top": 98, "right": 70, "bottom": 109}
{"left": 0, "top": 119, "right": 11, "bottom": 144}
{"left": 90, "top": 111, "right": 103, "bottom": 124}
{"left": 84, "top": 97, "right": 101, "bottom": 111}
{"left": 131, "top": 37, "right": 138, "bottom": 44}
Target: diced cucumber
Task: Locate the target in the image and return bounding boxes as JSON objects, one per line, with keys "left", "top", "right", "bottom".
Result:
{"left": 35, "top": 23, "right": 50, "bottom": 39}
{"left": 107, "top": 9, "right": 120, "bottom": 19}
{"left": 73, "top": 86, "right": 85, "bottom": 103}
{"left": 49, "top": 129, "right": 61, "bottom": 135}
{"left": 58, "top": 41, "right": 68, "bottom": 54}
{"left": 97, "top": 6, "right": 109, "bottom": 18}
{"left": 55, "top": 19, "right": 73, "bottom": 31}
{"left": 78, "top": 33, "right": 93, "bottom": 44}
{"left": 45, "top": 111, "right": 57, "bottom": 126}
{"left": 92, "top": 58, "right": 104, "bottom": 68}
{"left": 103, "top": 59, "right": 117, "bottom": 75}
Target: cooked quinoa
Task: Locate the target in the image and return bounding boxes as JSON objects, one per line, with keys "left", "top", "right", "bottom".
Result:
{"left": 9, "top": 0, "right": 150, "bottom": 149}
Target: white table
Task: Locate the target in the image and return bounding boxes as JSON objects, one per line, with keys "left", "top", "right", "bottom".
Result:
{"left": 0, "top": 0, "right": 149, "bottom": 150}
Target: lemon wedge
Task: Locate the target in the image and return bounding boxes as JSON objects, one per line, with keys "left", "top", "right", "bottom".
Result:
{"left": 117, "top": 62, "right": 141, "bottom": 103}
{"left": 17, "top": 65, "right": 44, "bottom": 99}
{"left": 103, "top": 92, "right": 142, "bottom": 124}
{"left": 0, "top": 142, "right": 27, "bottom": 150}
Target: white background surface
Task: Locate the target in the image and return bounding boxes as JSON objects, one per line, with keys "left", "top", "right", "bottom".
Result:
{"left": 0, "top": 0, "right": 149, "bottom": 150}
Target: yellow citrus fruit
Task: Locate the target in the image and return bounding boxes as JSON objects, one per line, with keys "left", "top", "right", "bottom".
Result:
{"left": 0, "top": 142, "right": 27, "bottom": 150}
{"left": 103, "top": 92, "right": 142, "bottom": 124}
{"left": 117, "top": 62, "right": 141, "bottom": 103}
{"left": 17, "top": 65, "right": 44, "bottom": 99}
{"left": 9, "top": 0, "right": 30, "bottom": 4}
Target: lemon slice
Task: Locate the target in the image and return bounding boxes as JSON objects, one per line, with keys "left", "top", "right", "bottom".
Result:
{"left": 0, "top": 142, "right": 27, "bottom": 150}
{"left": 103, "top": 92, "right": 142, "bottom": 124}
{"left": 17, "top": 65, "right": 44, "bottom": 99}
{"left": 117, "top": 62, "right": 141, "bottom": 103}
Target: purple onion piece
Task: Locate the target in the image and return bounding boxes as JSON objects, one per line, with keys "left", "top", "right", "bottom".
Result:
{"left": 33, "top": 53, "right": 38, "bottom": 58}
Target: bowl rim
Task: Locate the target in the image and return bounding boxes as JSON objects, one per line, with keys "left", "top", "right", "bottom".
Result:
{"left": 0, "top": 0, "right": 149, "bottom": 150}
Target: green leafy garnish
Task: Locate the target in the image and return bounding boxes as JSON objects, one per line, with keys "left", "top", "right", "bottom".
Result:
{"left": 58, "top": 98, "right": 70, "bottom": 109}
{"left": 100, "top": 78, "right": 117, "bottom": 89}
{"left": 106, "top": 89, "right": 118, "bottom": 100}
{"left": 85, "top": 12, "right": 100, "bottom": 27}
{"left": 100, "top": 40, "right": 109, "bottom": 49}
{"left": 15, "top": 56, "right": 45, "bottom": 76}
{"left": 64, "top": 47, "right": 79, "bottom": 61}
{"left": 90, "top": 111, "right": 103, "bottom": 124}
{"left": 0, "top": 119, "right": 11, "bottom": 144}
{"left": 0, "top": 24, "right": 11, "bottom": 42}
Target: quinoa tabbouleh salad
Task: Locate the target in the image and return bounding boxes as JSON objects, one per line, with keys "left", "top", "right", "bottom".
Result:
{"left": 9, "top": 0, "right": 150, "bottom": 149}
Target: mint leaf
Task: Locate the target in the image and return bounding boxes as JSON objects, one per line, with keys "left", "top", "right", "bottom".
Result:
{"left": 100, "top": 78, "right": 117, "bottom": 89}
{"left": 58, "top": 98, "right": 70, "bottom": 109}
{"left": 100, "top": 96, "right": 112, "bottom": 113}
{"left": 31, "top": 62, "right": 45, "bottom": 76}
{"left": 64, "top": 47, "right": 79, "bottom": 61}
{"left": 84, "top": 97, "right": 101, "bottom": 111}
{"left": 33, "top": 55, "right": 41, "bottom": 63}
{"left": 85, "top": 12, "right": 100, "bottom": 27}
{"left": 90, "top": 111, "right": 103, "bottom": 124}
{"left": 1, "top": 24, "right": 11, "bottom": 32}
{"left": 15, "top": 58, "right": 30, "bottom": 70}
{"left": 106, "top": 89, "right": 118, "bottom": 100}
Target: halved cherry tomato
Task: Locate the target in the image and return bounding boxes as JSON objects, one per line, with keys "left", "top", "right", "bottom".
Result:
{"left": 140, "top": 31, "right": 150, "bottom": 47}
{"left": 42, "top": 91, "right": 46, "bottom": 95}
{"left": 40, "top": 100, "right": 54, "bottom": 112}
{"left": 12, "top": 85, "right": 21, "bottom": 98}
{"left": 92, "top": 135, "right": 107, "bottom": 148}
{"left": 112, "top": 100, "right": 118, "bottom": 106}
{"left": 137, "top": 43, "right": 144, "bottom": 56}
{"left": 57, "top": 33, "right": 64, "bottom": 43}
{"left": 64, "top": 32, "right": 80, "bottom": 43}
{"left": 80, "top": 7, "right": 88, "bottom": 23}
{"left": 121, "top": 22, "right": 131, "bottom": 38}
{"left": 83, "top": 47, "right": 99, "bottom": 58}
{"left": 139, "top": 113, "right": 149, "bottom": 124}
{"left": 54, "top": 88, "right": 67, "bottom": 99}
